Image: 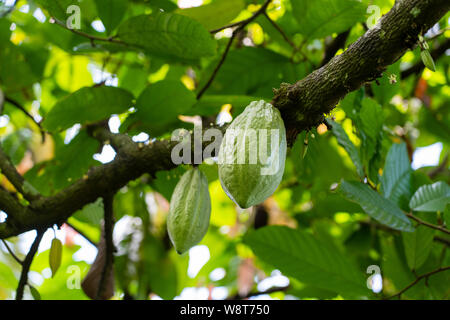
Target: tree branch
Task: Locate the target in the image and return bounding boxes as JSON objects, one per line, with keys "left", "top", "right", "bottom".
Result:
{"left": 197, "top": 0, "right": 272, "bottom": 99}
{"left": 96, "top": 193, "right": 115, "bottom": 300}
{"left": 272, "top": 0, "right": 450, "bottom": 142}
{"left": 0, "top": 146, "right": 40, "bottom": 201}
{"left": 3, "top": 96, "right": 46, "bottom": 143}
{"left": 209, "top": 0, "right": 272, "bottom": 34}
{"left": 386, "top": 265, "right": 450, "bottom": 299}
{"left": 0, "top": 0, "right": 448, "bottom": 240}
{"left": 15, "top": 229, "right": 44, "bottom": 300}
{"left": 406, "top": 213, "right": 450, "bottom": 235}
{"left": 1, "top": 239, "right": 23, "bottom": 265}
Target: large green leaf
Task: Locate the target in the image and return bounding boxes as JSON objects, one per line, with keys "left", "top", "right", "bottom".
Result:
{"left": 380, "top": 143, "right": 412, "bottom": 207}
{"left": 117, "top": 13, "right": 216, "bottom": 60}
{"left": 176, "top": 0, "right": 245, "bottom": 30}
{"left": 199, "top": 47, "right": 290, "bottom": 96}
{"left": 244, "top": 226, "right": 368, "bottom": 296}
{"left": 409, "top": 181, "right": 450, "bottom": 212}
{"left": 43, "top": 86, "right": 134, "bottom": 132}
{"left": 339, "top": 180, "right": 414, "bottom": 232}
{"left": 402, "top": 225, "right": 435, "bottom": 271}
{"left": 290, "top": 0, "right": 366, "bottom": 39}
{"left": 135, "top": 80, "right": 196, "bottom": 127}
{"left": 94, "top": 0, "right": 128, "bottom": 34}
{"left": 329, "top": 120, "right": 364, "bottom": 179}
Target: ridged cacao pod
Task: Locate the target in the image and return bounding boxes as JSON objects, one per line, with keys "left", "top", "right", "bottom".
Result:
{"left": 218, "top": 100, "right": 287, "bottom": 209}
{"left": 167, "top": 168, "right": 211, "bottom": 254}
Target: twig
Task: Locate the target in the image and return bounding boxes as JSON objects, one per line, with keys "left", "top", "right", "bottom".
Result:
{"left": 262, "top": 12, "right": 298, "bottom": 50}
{"left": 65, "top": 222, "right": 97, "bottom": 248}
{"left": 209, "top": 0, "right": 272, "bottom": 34}
{"left": 197, "top": 0, "right": 272, "bottom": 99}
{"left": 428, "top": 153, "right": 449, "bottom": 179}
{"left": 407, "top": 213, "right": 450, "bottom": 235}
{"left": 401, "top": 38, "right": 450, "bottom": 78}
{"left": 434, "top": 236, "right": 450, "bottom": 247}
{"left": 96, "top": 193, "right": 115, "bottom": 300}
{"left": 4, "top": 96, "right": 46, "bottom": 143}
{"left": 228, "top": 285, "right": 290, "bottom": 300}
{"left": 386, "top": 266, "right": 450, "bottom": 299}
{"left": 52, "top": 18, "right": 127, "bottom": 46}
{"left": 196, "top": 33, "right": 237, "bottom": 100}
{"left": 427, "top": 26, "right": 450, "bottom": 41}
{"left": 15, "top": 229, "right": 45, "bottom": 300}
{"left": 1, "top": 239, "right": 23, "bottom": 265}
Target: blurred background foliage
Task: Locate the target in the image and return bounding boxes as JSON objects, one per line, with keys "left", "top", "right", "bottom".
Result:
{"left": 0, "top": 0, "right": 449, "bottom": 300}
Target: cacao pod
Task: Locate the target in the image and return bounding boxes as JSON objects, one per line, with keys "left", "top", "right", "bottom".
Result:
{"left": 218, "top": 100, "right": 287, "bottom": 209}
{"left": 167, "top": 168, "right": 211, "bottom": 254}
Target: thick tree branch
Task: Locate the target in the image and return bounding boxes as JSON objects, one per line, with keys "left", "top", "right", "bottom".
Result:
{"left": 0, "top": 0, "right": 448, "bottom": 240}
{"left": 272, "top": 0, "right": 449, "bottom": 142}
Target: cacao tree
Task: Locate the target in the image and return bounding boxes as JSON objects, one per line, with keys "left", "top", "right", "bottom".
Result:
{"left": 0, "top": 0, "right": 449, "bottom": 300}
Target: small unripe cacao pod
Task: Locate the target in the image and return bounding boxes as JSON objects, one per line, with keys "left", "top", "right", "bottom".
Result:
{"left": 218, "top": 100, "right": 287, "bottom": 209}
{"left": 167, "top": 168, "right": 211, "bottom": 254}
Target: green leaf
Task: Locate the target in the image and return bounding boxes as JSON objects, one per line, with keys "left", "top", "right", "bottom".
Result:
{"left": 329, "top": 120, "right": 364, "bottom": 179}
{"left": 402, "top": 225, "right": 435, "bottom": 270}
{"left": 29, "top": 286, "right": 41, "bottom": 300}
{"left": 359, "top": 98, "right": 383, "bottom": 156}
{"left": 49, "top": 238, "right": 63, "bottom": 278}
{"left": 176, "top": 0, "right": 245, "bottom": 30}
{"left": 117, "top": 13, "right": 216, "bottom": 60}
{"left": 421, "top": 50, "right": 436, "bottom": 72}
{"left": 380, "top": 143, "right": 412, "bottom": 207}
{"left": 73, "top": 198, "right": 104, "bottom": 227}
{"left": 135, "top": 80, "right": 196, "bottom": 127}
{"left": 43, "top": 86, "right": 134, "bottom": 132}
{"left": 94, "top": 0, "right": 128, "bottom": 34}
{"left": 244, "top": 226, "right": 368, "bottom": 296}
{"left": 0, "top": 262, "right": 17, "bottom": 289}
{"left": 290, "top": 0, "right": 366, "bottom": 39}
{"left": 409, "top": 181, "right": 450, "bottom": 212}
{"left": 339, "top": 180, "right": 414, "bottom": 232}
{"left": 199, "top": 47, "right": 290, "bottom": 96}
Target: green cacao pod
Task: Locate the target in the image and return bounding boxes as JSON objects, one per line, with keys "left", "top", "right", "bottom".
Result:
{"left": 167, "top": 168, "right": 211, "bottom": 254}
{"left": 218, "top": 100, "right": 287, "bottom": 209}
